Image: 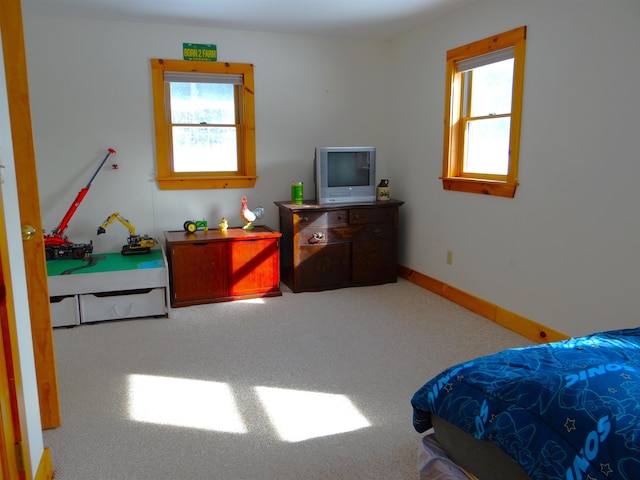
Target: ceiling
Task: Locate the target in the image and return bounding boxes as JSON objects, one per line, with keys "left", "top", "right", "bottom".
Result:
{"left": 21, "top": 0, "right": 476, "bottom": 40}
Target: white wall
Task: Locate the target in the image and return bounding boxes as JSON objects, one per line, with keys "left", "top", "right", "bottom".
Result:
{"left": 390, "top": 0, "right": 640, "bottom": 336}
{"left": 23, "top": 0, "right": 640, "bottom": 338}
{"left": 22, "top": 17, "right": 391, "bottom": 254}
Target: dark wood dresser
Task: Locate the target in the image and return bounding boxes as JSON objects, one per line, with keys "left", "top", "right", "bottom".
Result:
{"left": 275, "top": 200, "right": 403, "bottom": 293}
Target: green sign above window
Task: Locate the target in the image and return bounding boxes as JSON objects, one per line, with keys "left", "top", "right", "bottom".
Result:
{"left": 183, "top": 43, "right": 217, "bottom": 62}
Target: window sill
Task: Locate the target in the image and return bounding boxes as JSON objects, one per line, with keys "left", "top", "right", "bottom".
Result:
{"left": 157, "top": 175, "right": 258, "bottom": 190}
{"left": 441, "top": 177, "right": 517, "bottom": 198}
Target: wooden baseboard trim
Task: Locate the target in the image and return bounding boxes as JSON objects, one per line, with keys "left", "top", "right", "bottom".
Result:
{"left": 35, "top": 447, "right": 53, "bottom": 480}
{"left": 398, "top": 265, "right": 569, "bottom": 343}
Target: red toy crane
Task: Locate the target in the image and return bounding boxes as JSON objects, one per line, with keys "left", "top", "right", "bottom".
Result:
{"left": 44, "top": 148, "right": 116, "bottom": 260}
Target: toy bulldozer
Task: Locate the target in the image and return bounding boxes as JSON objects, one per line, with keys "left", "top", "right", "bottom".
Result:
{"left": 97, "top": 212, "right": 156, "bottom": 255}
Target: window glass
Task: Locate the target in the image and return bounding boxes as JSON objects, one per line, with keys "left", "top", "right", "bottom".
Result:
{"left": 169, "top": 81, "right": 238, "bottom": 173}
{"left": 468, "top": 59, "right": 513, "bottom": 117}
{"left": 169, "top": 83, "right": 235, "bottom": 124}
{"left": 463, "top": 58, "right": 514, "bottom": 175}
{"left": 464, "top": 117, "right": 511, "bottom": 175}
{"left": 172, "top": 126, "right": 238, "bottom": 173}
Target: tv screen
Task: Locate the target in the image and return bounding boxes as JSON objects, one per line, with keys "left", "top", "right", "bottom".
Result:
{"left": 327, "top": 152, "right": 371, "bottom": 187}
{"left": 315, "top": 146, "right": 376, "bottom": 204}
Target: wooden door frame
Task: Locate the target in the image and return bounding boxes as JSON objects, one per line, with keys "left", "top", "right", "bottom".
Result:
{"left": 0, "top": 167, "right": 54, "bottom": 479}
{"left": 0, "top": 0, "right": 61, "bottom": 430}
{"left": 0, "top": 195, "right": 28, "bottom": 479}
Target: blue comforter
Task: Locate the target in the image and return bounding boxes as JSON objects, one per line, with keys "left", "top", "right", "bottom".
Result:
{"left": 411, "top": 327, "right": 640, "bottom": 480}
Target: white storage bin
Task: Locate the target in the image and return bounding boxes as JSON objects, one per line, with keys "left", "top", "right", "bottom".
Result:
{"left": 49, "top": 295, "right": 80, "bottom": 327}
{"left": 79, "top": 288, "right": 166, "bottom": 323}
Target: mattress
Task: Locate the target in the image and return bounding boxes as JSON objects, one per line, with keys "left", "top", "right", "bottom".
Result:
{"left": 429, "top": 414, "right": 530, "bottom": 480}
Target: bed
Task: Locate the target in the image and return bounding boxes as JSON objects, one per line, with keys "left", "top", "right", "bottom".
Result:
{"left": 411, "top": 327, "right": 640, "bottom": 480}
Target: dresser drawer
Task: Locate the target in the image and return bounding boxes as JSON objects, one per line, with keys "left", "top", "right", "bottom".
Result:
{"left": 297, "top": 225, "right": 365, "bottom": 245}
{"left": 295, "top": 209, "right": 349, "bottom": 227}
{"left": 358, "top": 223, "right": 396, "bottom": 241}
{"left": 50, "top": 295, "right": 80, "bottom": 328}
{"left": 297, "top": 242, "right": 350, "bottom": 290}
{"left": 298, "top": 223, "right": 395, "bottom": 246}
{"left": 79, "top": 288, "right": 166, "bottom": 323}
{"left": 349, "top": 207, "right": 397, "bottom": 224}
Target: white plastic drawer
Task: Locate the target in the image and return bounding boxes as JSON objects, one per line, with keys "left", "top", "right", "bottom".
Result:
{"left": 79, "top": 288, "right": 166, "bottom": 323}
{"left": 49, "top": 295, "right": 80, "bottom": 328}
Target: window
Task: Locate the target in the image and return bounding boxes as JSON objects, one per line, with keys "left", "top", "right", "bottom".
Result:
{"left": 442, "top": 26, "right": 526, "bottom": 198}
{"left": 151, "top": 59, "right": 257, "bottom": 190}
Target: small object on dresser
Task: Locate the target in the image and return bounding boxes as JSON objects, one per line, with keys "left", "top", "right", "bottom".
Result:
{"left": 291, "top": 181, "right": 304, "bottom": 204}
{"left": 240, "top": 196, "right": 264, "bottom": 230}
{"left": 218, "top": 217, "right": 228, "bottom": 231}
{"left": 377, "top": 179, "right": 390, "bottom": 201}
{"left": 183, "top": 220, "right": 208, "bottom": 233}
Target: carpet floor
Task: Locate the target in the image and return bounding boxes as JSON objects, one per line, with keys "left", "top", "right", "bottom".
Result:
{"left": 44, "top": 278, "right": 533, "bottom": 479}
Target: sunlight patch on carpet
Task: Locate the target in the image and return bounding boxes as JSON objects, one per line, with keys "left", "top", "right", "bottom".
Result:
{"left": 255, "top": 386, "right": 371, "bottom": 442}
{"left": 127, "top": 374, "right": 248, "bottom": 433}
{"left": 236, "top": 298, "right": 265, "bottom": 304}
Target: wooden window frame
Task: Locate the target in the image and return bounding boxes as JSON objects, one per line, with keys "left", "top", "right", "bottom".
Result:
{"left": 151, "top": 59, "right": 257, "bottom": 190}
{"left": 441, "top": 26, "right": 526, "bottom": 198}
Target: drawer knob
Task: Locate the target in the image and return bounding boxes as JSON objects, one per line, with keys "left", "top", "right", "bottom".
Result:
{"left": 373, "top": 228, "right": 383, "bottom": 237}
{"left": 308, "top": 232, "right": 325, "bottom": 244}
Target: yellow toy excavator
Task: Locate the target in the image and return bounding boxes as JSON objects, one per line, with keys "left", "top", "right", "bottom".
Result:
{"left": 97, "top": 212, "right": 156, "bottom": 255}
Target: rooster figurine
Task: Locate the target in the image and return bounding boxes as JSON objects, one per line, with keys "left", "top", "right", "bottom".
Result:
{"left": 240, "top": 196, "right": 264, "bottom": 230}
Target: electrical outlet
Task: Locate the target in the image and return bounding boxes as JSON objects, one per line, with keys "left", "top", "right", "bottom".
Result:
{"left": 446, "top": 250, "right": 453, "bottom": 265}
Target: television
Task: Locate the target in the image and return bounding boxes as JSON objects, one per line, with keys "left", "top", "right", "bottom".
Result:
{"left": 314, "top": 146, "right": 377, "bottom": 204}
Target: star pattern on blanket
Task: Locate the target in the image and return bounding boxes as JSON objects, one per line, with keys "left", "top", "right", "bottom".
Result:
{"left": 564, "top": 417, "right": 576, "bottom": 433}
{"left": 600, "top": 463, "right": 613, "bottom": 476}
